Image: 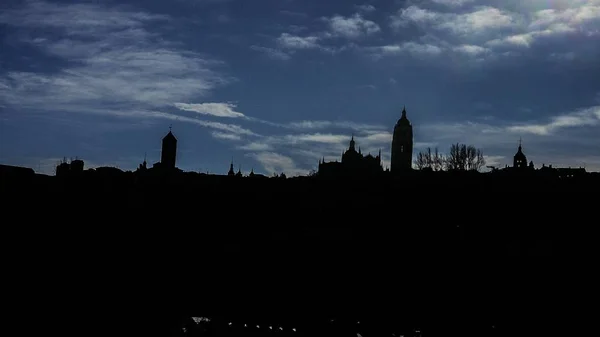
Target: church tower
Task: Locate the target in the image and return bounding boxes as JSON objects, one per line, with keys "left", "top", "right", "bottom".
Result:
{"left": 513, "top": 139, "right": 527, "bottom": 169}
{"left": 161, "top": 127, "right": 177, "bottom": 169}
{"left": 391, "top": 106, "right": 413, "bottom": 172}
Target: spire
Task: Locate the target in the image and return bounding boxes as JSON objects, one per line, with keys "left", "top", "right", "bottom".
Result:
{"left": 358, "top": 146, "right": 361, "bottom": 155}
{"left": 519, "top": 137, "right": 523, "bottom": 151}
{"left": 349, "top": 134, "right": 356, "bottom": 151}
{"left": 228, "top": 158, "right": 235, "bottom": 176}
{"left": 402, "top": 105, "right": 407, "bottom": 118}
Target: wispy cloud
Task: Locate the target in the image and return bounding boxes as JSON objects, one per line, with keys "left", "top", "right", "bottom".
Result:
{"left": 174, "top": 103, "right": 245, "bottom": 118}
{"left": 211, "top": 131, "right": 242, "bottom": 141}
{"left": 250, "top": 45, "right": 292, "bottom": 60}
{"left": 0, "top": 1, "right": 231, "bottom": 117}
{"left": 286, "top": 120, "right": 386, "bottom": 131}
{"left": 277, "top": 33, "right": 321, "bottom": 49}
{"left": 391, "top": 5, "right": 518, "bottom": 34}
{"left": 506, "top": 105, "right": 600, "bottom": 135}
{"left": 246, "top": 152, "right": 306, "bottom": 176}
{"left": 431, "top": 0, "right": 475, "bottom": 7}
{"left": 322, "top": 13, "right": 381, "bottom": 39}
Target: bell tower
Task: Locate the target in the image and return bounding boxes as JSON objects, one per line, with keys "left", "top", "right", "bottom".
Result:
{"left": 161, "top": 126, "right": 177, "bottom": 169}
{"left": 391, "top": 106, "right": 413, "bottom": 172}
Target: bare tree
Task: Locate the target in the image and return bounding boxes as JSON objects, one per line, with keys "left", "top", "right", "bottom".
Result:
{"left": 414, "top": 151, "right": 428, "bottom": 170}
{"left": 414, "top": 147, "right": 433, "bottom": 170}
{"left": 445, "top": 143, "right": 486, "bottom": 171}
{"left": 432, "top": 147, "right": 444, "bottom": 171}
{"left": 445, "top": 143, "right": 463, "bottom": 170}
{"left": 473, "top": 148, "right": 486, "bottom": 171}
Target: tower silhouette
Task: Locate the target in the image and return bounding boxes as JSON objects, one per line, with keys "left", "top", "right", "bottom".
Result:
{"left": 391, "top": 106, "right": 413, "bottom": 172}
{"left": 513, "top": 138, "right": 527, "bottom": 169}
{"left": 161, "top": 127, "right": 177, "bottom": 169}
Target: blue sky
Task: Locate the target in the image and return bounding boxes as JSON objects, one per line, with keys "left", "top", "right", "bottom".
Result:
{"left": 1, "top": 0, "right": 599, "bottom": 175}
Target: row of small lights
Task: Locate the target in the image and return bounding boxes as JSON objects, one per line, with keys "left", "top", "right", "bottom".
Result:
{"left": 190, "top": 317, "right": 421, "bottom": 336}
{"left": 228, "top": 322, "right": 297, "bottom": 332}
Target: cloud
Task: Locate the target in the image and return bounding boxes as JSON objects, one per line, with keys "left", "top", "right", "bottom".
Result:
{"left": 506, "top": 106, "right": 600, "bottom": 136}
{"left": 322, "top": 13, "right": 380, "bottom": 39}
{"left": 173, "top": 103, "right": 246, "bottom": 118}
{"left": 249, "top": 45, "right": 292, "bottom": 60}
{"left": 356, "top": 4, "right": 376, "bottom": 13}
{"left": 483, "top": 155, "right": 505, "bottom": 167}
{"left": 238, "top": 142, "right": 272, "bottom": 151}
{"left": 247, "top": 152, "right": 305, "bottom": 176}
{"left": 141, "top": 110, "right": 258, "bottom": 136}
{"left": 369, "top": 42, "right": 443, "bottom": 58}
{"left": 453, "top": 44, "right": 490, "bottom": 55}
{"left": 431, "top": 0, "right": 475, "bottom": 6}
{"left": 0, "top": 1, "right": 231, "bottom": 120}
{"left": 211, "top": 132, "right": 242, "bottom": 141}
{"left": 391, "top": 5, "right": 518, "bottom": 34}
{"left": 286, "top": 120, "right": 386, "bottom": 131}
{"left": 277, "top": 33, "right": 321, "bottom": 49}
{"left": 381, "top": 1, "right": 600, "bottom": 63}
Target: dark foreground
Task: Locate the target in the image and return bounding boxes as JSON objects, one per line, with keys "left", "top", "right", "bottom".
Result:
{"left": 2, "top": 170, "right": 594, "bottom": 336}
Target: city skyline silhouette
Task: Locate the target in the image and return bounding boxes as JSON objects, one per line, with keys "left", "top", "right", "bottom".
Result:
{"left": 2, "top": 1, "right": 600, "bottom": 176}
{"left": 1, "top": 1, "right": 597, "bottom": 337}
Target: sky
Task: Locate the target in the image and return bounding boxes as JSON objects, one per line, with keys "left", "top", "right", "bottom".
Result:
{"left": 1, "top": 0, "right": 599, "bottom": 176}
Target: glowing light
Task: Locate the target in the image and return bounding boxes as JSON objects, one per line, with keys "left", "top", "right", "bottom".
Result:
{"left": 191, "top": 317, "right": 210, "bottom": 324}
{"left": 269, "top": 326, "right": 273, "bottom": 330}
{"left": 293, "top": 328, "right": 297, "bottom": 332}
{"left": 257, "top": 325, "right": 260, "bottom": 329}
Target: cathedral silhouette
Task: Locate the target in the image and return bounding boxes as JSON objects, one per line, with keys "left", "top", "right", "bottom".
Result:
{"left": 318, "top": 106, "right": 413, "bottom": 176}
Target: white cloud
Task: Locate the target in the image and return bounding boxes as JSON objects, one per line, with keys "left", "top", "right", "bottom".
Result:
{"left": 282, "top": 133, "right": 349, "bottom": 145}
{"left": 277, "top": 33, "right": 320, "bottom": 49}
{"left": 323, "top": 13, "right": 380, "bottom": 39}
{"left": 506, "top": 106, "right": 600, "bottom": 135}
{"left": 141, "top": 110, "right": 258, "bottom": 136}
{"left": 249, "top": 45, "right": 292, "bottom": 60}
{"left": 391, "top": 6, "right": 518, "bottom": 34}
{"left": 371, "top": 42, "right": 443, "bottom": 57}
{"left": 453, "top": 44, "right": 490, "bottom": 55}
{"left": 0, "top": 1, "right": 230, "bottom": 118}
{"left": 173, "top": 102, "right": 246, "bottom": 118}
{"left": 431, "top": 0, "right": 474, "bottom": 7}
{"left": 287, "top": 120, "right": 386, "bottom": 131}
{"left": 211, "top": 132, "right": 242, "bottom": 141}
{"left": 238, "top": 142, "right": 272, "bottom": 151}
{"left": 247, "top": 152, "right": 306, "bottom": 176}
{"left": 483, "top": 155, "right": 505, "bottom": 167}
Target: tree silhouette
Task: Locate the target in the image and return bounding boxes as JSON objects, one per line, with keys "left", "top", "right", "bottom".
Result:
{"left": 445, "top": 143, "right": 486, "bottom": 171}
{"left": 414, "top": 149, "right": 431, "bottom": 170}
{"left": 432, "top": 147, "right": 445, "bottom": 171}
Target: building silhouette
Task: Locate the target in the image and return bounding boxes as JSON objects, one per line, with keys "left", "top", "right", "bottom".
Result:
{"left": 513, "top": 139, "right": 528, "bottom": 169}
{"left": 318, "top": 135, "right": 383, "bottom": 177}
{"left": 161, "top": 127, "right": 177, "bottom": 169}
{"left": 55, "top": 157, "right": 85, "bottom": 177}
{"left": 391, "top": 106, "right": 413, "bottom": 172}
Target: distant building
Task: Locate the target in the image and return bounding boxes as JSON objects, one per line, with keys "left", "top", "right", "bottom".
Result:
{"left": 513, "top": 140, "right": 529, "bottom": 169}
{"left": 161, "top": 128, "right": 177, "bottom": 169}
{"left": 318, "top": 135, "right": 383, "bottom": 177}
{"left": 391, "top": 106, "right": 413, "bottom": 172}
{"left": 228, "top": 161, "right": 235, "bottom": 176}
{"left": 55, "top": 158, "right": 84, "bottom": 177}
